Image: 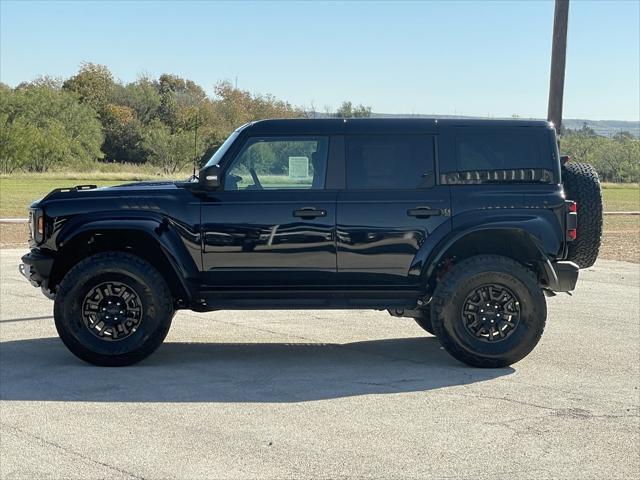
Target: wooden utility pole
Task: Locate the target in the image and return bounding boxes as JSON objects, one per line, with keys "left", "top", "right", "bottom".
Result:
{"left": 547, "top": 0, "right": 570, "bottom": 133}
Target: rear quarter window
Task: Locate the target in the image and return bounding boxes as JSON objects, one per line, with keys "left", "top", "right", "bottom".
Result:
{"left": 440, "top": 129, "right": 554, "bottom": 184}
{"left": 456, "top": 132, "right": 542, "bottom": 171}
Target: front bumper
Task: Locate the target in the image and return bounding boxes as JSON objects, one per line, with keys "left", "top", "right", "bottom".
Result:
{"left": 19, "top": 250, "right": 55, "bottom": 292}
{"left": 543, "top": 260, "right": 579, "bottom": 292}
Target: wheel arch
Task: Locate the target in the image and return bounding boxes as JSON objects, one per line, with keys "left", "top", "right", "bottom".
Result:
{"left": 50, "top": 219, "right": 199, "bottom": 306}
{"left": 421, "top": 226, "right": 554, "bottom": 294}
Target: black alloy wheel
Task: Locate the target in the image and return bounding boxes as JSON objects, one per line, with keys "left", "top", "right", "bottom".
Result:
{"left": 81, "top": 281, "right": 144, "bottom": 341}
{"left": 461, "top": 284, "right": 520, "bottom": 342}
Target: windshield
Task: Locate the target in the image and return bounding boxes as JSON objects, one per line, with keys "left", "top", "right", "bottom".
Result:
{"left": 204, "top": 130, "right": 240, "bottom": 168}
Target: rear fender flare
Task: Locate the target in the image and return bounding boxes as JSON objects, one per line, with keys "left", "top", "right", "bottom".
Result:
{"left": 414, "top": 213, "right": 562, "bottom": 289}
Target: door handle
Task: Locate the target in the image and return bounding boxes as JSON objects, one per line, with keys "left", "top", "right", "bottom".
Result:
{"left": 293, "top": 207, "right": 327, "bottom": 219}
{"left": 407, "top": 206, "right": 442, "bottom": 218}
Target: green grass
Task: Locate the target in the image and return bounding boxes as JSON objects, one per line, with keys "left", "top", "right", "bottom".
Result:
{"left": 1, "top": 175, "right": 638, "bottom": 218}
{"left": 601, "top": 184, "right": 640, "bottom": 212}
{"left": 0, "top": 174, "right": 169, "bottom": 217}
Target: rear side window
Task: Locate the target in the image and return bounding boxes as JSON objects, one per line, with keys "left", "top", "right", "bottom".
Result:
{"left": 444, "top": 130, "right": 554, "bottom": 184}
{"left": 456, "top": 133, "right": 542, "bottom": 170}
{"left": 346, "top": 135, "right": 434, "bottom": 189}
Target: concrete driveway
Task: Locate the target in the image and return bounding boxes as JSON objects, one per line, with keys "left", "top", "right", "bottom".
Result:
{"left": 1, "top": 249, "right": 638, "bottom": 479}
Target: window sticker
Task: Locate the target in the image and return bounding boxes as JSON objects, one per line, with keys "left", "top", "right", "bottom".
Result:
{"left": 288, "top": 156, "right": 309, "bottom": 179}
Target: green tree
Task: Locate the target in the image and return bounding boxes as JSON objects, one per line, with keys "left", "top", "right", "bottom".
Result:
{"left": 561, "top": 130, "right": 640, "bottom": 183}
{"left": 142, "top": 121, "right": 205, "bottom": 174}
{"left": 101, "top": 104, "right": 146, "bottom": 163}
{"left": 112, "top": 76, "right": 162, "bottom": 125}
{"left": 158, "top": 74, "right": 208, "bottom": 129}
{"left": 0, "top": 84, "right": 103, "bottom": 172}
{"left": 0, "top": 113, "right": 38, "bottom": 172}
{"left": 63, "top": 63, "right": 116, "bottom": 114}
{"left": 209, "top": 80, "right": 303, "bottom": 146}
{"left": 334, "top": 101, "right": 372, "bottom": 118}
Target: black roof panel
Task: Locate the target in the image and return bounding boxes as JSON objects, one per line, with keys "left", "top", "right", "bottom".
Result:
{"left": 246, "top": 118, "right": 553, "bottom": 135}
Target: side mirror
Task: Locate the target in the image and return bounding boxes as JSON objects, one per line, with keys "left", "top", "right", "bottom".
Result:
{"left": 199, "top": 164, "right": 222, "bottom": 190}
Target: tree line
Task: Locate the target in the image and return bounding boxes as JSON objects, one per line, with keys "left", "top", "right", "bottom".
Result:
{"left": 0, "top": 63, "right": 371, "bottom": 175}
{"left": 0, "top": 62, "right": 637, "bottom": 182}
{"left": 560, "top": 124, "right": 638, "bottom": 183}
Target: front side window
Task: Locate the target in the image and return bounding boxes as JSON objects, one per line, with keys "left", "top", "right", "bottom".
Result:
{"left": 224, "top": 136, "right": 329, "bottom": 191}
{"left": 346, "top": 135, "right": 435, "bottom": 189}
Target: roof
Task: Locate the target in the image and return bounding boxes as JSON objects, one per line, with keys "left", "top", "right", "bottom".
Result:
{"left": 246, "top": 118, "right": 553, "bottom": 135}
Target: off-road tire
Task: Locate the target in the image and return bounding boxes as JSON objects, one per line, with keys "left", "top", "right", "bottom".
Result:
{"left": 54, "top": 252, "right": 174, "bottom": 366}
{"left": 413, "top": 310, "right": 435, "bottom": 335}
{"left": 431, "top": 255, "right": 546, "bottom": 368}
{"left": 562, "top": 162, "right": 603, "bottom": 268}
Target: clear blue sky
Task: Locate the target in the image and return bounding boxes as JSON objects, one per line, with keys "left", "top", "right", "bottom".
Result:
{"left": 1, "top": 0, "right": 638, "bottom": 120}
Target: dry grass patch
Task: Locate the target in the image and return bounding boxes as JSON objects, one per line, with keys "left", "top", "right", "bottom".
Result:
{"left": 0, "top": 224, "right": 29, "bottom": 249}
{"left": 599, "top": 215, "right": 640, "bottom": 263}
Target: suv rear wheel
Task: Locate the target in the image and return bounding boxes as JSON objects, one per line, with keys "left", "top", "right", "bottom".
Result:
{"left": 54, "top": 252, "right": 174, "bottom": 366}
{"left": 431, "top": 255, "right": 546, "bottom": 368}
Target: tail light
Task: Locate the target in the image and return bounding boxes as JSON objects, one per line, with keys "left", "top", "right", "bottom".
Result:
{"left": 566, "top": 201, "right": 577, "bottom": 241}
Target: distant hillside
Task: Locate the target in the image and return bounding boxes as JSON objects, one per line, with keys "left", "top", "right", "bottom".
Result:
{"left": 561, "top": 119, "right": 639, "bottom": 138}
{"left": 311, "top": 112, "right": 640, "bottom": 138}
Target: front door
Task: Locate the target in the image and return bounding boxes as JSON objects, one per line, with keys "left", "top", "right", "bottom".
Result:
{"left": 336, "top": 134, "right": 451, "bottom": 287}
{"left": 201, "top": 135, "right": 337, "bottom": 287}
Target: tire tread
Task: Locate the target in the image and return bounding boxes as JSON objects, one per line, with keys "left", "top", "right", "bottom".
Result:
{"left": 54, "top": 251, "right": 173, "bottom": 366}
{"left": 431, "top": 255, "right": 546, "bottom": 368}
{"left": 562, "top": 162, "right": 603, "bottom": 268}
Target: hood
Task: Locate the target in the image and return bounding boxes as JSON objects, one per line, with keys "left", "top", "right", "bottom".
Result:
{"left": 40, "top": 181, "right": 181, "bottom": 200}
{"left": 31, "top": 180, "right": 198, "bottom": 223}
{"left": 112, "top": 180, "right": 180, "bottom": 188}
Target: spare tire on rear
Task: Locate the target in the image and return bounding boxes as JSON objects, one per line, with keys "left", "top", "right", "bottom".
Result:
{"left": 561, "top": 162, "right": 603, "bottom": 268}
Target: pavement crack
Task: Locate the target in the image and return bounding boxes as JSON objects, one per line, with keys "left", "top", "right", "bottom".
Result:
{"left": 457, "top": 392, "right": 564, "bottom": 412}
{"left": 1, "top": 422, "right": 147, "bottom": 480}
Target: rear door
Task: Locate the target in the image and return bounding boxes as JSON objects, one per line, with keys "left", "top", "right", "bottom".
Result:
{"left": 336, "top": 134, "right": 451, "bottom": 287}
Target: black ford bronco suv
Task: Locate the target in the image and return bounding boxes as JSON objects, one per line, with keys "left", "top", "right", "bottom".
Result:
{"left": 20, "top": 118, "right": 603, "bottom": 367}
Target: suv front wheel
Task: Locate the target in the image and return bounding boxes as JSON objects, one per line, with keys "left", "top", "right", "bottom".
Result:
{"left": 431, "top": 255, "right": 546, "bottom": 368}
{"left": 54, "top": 252, "right": 174, "bottom": 366}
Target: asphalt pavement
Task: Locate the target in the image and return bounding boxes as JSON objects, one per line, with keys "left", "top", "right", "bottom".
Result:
{"left": 1, "top": 249, "right": 638, "bottom": 479}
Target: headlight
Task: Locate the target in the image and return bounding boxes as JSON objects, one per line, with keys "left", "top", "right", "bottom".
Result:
{"left": 37, "top": 215, "right": 44, "bottom": 238}
{"left": 31, "top": 208, "right": 44, "bottom": 243}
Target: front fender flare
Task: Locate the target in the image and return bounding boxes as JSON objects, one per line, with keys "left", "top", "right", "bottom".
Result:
{"left": 56, "top": 214, "right": 200, "bottom": 300}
